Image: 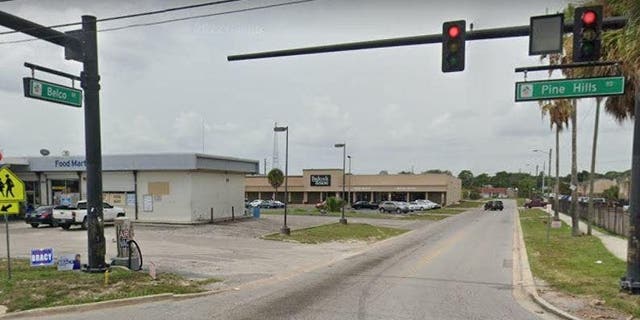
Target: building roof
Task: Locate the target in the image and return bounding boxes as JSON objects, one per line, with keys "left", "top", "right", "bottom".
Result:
{"left": 1, "top": 153, "right": 259, "bottom": 174}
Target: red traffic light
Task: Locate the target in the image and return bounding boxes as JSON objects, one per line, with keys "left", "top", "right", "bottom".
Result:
{"left": 448, "top": 25, "right": 460, "bottom": 38}
{"left": 582, "top": 10, "right": 597, "bottom": 25}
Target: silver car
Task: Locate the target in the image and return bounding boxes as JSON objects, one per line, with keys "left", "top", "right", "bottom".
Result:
{"left": 378, "top": 201, "right": 410, "bottom": 213}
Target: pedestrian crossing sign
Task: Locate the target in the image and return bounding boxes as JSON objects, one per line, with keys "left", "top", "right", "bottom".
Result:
{"left": 0, "top": 166, "right": 25, "bottom": 202}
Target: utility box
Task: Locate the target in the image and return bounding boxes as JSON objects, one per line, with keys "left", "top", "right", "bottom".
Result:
{"left": 111, "top": 217, "right": 135, "bottom": 268}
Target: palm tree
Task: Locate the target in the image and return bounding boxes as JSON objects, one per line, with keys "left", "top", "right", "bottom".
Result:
{"left": 267, "top": 168, "right": 284, "bottom": 201}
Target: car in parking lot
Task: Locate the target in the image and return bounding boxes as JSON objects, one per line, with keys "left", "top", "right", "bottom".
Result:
{"left": 248, "top": 199, "right": 264, "bottom": 207}
{"left": 524, "top": 198, "right": 547, "bottom": 208}
{"left": 378, "top": 201, "right": 410, "bottom": 213}
{"left": 484, "top": 200, "right": 504, "bottom": 211}
{"left": 408, "top": 201, "right": 422, "bottom": 212}
{"left": 415, "top": 199, "right": 440, "bottom": 210}
{"left": 25, "top": 205, "right": 64, "bottom": 228}
{"left": 351, "top": 201, "right": 379, "bottom": 210}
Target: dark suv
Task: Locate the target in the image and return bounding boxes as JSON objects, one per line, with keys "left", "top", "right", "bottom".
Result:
{"left": 484, "top": 200, "right": 504, "bottom": 211}
{"left": 352, "top": 201, "right": 379, "bottom": 210}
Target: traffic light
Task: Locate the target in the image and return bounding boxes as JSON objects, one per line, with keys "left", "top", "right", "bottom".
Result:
{"left": 442, "top": 20, "right": 466, "bottom": 72}
{"left": 573, "top": 6, "right": 602, "bottom": 62}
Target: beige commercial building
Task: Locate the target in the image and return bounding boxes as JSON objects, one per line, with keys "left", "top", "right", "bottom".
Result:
{"left": 246, "top": 169, "right": 462, "bottom": 206}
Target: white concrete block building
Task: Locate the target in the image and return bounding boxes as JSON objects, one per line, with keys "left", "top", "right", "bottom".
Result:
{"left": 1, "top": 153, "right": 259, "bottom": 223}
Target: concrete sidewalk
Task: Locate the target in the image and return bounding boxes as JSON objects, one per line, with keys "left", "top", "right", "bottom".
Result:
{"left": 553, "top": 210, "right": 627, "bottom": 261}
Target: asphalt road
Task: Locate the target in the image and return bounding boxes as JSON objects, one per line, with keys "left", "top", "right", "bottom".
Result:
{"left": 33, "top": 200, "right": 542, "bottom": 320}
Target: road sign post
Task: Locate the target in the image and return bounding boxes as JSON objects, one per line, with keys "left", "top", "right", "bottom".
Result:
{"left": 23, "top": 77, "right": 82, "bottom": 107}
{"left": 0, "top": 11, "right": 107, "bottom": 273}
{"left": 0, "top": 166, "right": 25, "bottom": 281}
{"left": 515, "top": 76, "right": 625, "bottom": 101}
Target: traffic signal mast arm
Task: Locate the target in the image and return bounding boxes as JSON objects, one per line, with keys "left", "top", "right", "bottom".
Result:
{"left": 0, "top": 11, "right": 80, "bottom": 53}
{"left": 227, "top": 16, "right": 626, "bottom": 61}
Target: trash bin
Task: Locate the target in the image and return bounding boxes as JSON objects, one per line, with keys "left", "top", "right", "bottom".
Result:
{"left": 252, "top": 206, "right": 260, "bottom": 218}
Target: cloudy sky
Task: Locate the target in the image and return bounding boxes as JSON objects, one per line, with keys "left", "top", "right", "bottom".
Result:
{"left": 0, "top": 0, "right": 633, "bottom": 176}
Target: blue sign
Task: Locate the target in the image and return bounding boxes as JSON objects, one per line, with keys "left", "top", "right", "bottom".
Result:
{"left": 31, "top": 248, "right": 54, "bottom": 267}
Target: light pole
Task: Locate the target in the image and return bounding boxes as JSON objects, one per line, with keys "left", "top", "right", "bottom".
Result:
{"left": 534, "top": 148, "right": 554, "bottom": 242}
{"left": 274, "top": 125, "right": 290, "bottom": 235}
{"left": 347, "top": 155, "right": 352, "bottom": 205}
{"left": 335, "top": 143, "right": 347, "bottom": 225}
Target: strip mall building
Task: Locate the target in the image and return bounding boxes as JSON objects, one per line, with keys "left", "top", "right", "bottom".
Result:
{"left": 246, "top": 169, "right": 462, "bottom": 206}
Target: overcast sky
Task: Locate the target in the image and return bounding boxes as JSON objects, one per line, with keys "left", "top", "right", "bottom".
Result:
{"left": 0, "top": 0, "right": 633, "bottom": 176}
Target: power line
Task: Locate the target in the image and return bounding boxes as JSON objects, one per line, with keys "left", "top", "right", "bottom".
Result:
{"left": 0, "top": 0, "right": 316, "bottom": 45}
{"left": 0, "top": 0, "right": 243, "bottom": 35}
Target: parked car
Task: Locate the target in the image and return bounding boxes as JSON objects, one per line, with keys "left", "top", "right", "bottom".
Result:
{"left": 53, "top": 201, "right": 125, "bottom": 230}
{"left": 408, "top": 202, "right": 422, "bottom": 212}
{"left": 271, "top": 200, "right": 285, "bottom": 208}
{"left": 25, "top": 205, "right": 64, "bottom": 228}
{"left": 259, "top": 200, "right": 275, "bottom": 209}
{"left": 378, "top": 201, "right": 410, "bottom": 214}
{"left": 417, "top": 199, "right": 441, "bottom": 210}
{"left": 351, "top": 201, "right": 379, "bottom": 210}
{"left": 524, "top": 198, "right": 547, "bottom": 209}
{"left": 484, "top": 200, "right": 503, "bottom": 211}
{"left": 249, "top": 199, "right": 264, "bottom": 207}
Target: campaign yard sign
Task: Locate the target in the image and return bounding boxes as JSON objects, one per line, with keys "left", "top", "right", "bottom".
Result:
{"left": 31, "top": 248, "right": 54, "bottom": 267}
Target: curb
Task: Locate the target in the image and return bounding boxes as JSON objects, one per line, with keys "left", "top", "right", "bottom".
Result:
{"left": 0, "top": 288, "right": 232, "bottom": 319}
{"left": 513, "top": 209, "right": 584, "bottom": 320}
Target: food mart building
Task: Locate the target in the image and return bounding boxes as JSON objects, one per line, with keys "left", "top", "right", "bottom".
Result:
{"left": 1, "top": 153, "right": 259, "bottom": 223}
{"left": 246, "top": 169, "right": 462, "bottom": 206}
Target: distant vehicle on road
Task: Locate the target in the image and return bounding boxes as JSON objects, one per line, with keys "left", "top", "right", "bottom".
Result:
{"left": 351, "top": 201, "right": 379, "bottom": 210}
{"left": 484, "top": 200, "right": 504, "bottom": 211}
{"left": 378, "top": 201, "right": 410, "bottom": 214}
{"left": 524, "top": 198, "right": 547, "bottom": 209}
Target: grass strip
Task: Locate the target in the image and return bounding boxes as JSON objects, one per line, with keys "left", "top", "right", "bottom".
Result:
{"left": 262, "top": 223, "right": 407, "bottom": 244}
{"left": 0, "top": 259, "right": 220, "bottom": 313}
{"left": 446, "top": 201, "right": 482, "bottom": 208}
{"left": 519, "top": 208, "right": 640, "bottom": 317}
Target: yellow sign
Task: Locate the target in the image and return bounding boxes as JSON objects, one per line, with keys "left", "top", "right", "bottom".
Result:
{"left": 0, "top": 202, "right": 20, "bottom": 214}
{"left": 0, "top": 167, "right": 25, "bottom": 202}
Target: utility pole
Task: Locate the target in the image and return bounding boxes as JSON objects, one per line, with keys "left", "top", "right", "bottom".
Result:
{"left": 0, "top": 12, "right": 106, "bottom": 272}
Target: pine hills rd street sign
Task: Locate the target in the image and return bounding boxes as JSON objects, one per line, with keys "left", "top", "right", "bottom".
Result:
{"left": 0, "top": 167, "right": 25, "bottom": 203}
{"left": 23, "top": 77, "right": 82, "bottom": 108}
{"left": 515, "top": 76, "right": 625, "bottom": 102}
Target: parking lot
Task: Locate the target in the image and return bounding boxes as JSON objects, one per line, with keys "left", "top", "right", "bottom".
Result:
{"left": 0, "top": 214, "right": 427, "bottom": 288}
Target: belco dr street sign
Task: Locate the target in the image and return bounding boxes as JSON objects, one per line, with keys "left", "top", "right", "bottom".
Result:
{"left": 23, "top": 77, "right": 82, "bottom": 107}
{"left": 515, "top": 76, "right": 625, "bottom": 102}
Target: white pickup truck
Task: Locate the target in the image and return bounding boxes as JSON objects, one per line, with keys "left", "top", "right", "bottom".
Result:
{"left": 53, "top": 201, "right": 126, "bottom": 230}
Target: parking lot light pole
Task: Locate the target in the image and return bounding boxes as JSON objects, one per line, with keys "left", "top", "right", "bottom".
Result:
{"left": 347, "top": 155, "right": 352, "bottom": 205}
{"left": 274, "top": 126, "right": 290, "bottom": 235}
{"left": 335, "top": 143, "right": 347, "bottom": 225}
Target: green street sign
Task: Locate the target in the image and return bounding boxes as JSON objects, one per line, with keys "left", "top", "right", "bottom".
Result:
{"left": 515, "top": 76, "right": 625, "bottom": 102}
{"left": 23, "top": 77, "right": 82, "bottom": 107}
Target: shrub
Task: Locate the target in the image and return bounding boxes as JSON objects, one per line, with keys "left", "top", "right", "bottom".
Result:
{"left": 326, "top": 197, "right": 344, "bottom": 212}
